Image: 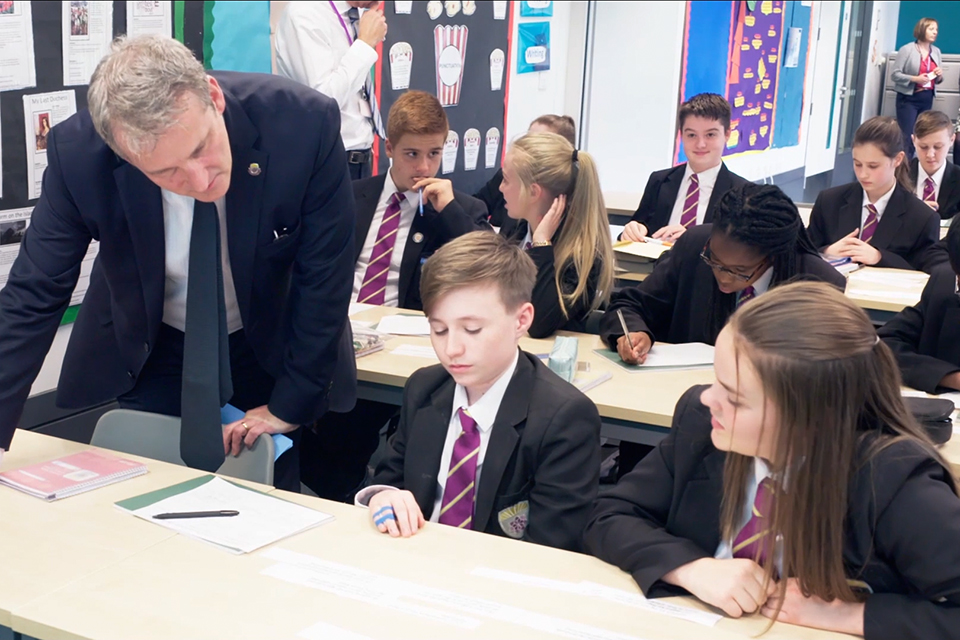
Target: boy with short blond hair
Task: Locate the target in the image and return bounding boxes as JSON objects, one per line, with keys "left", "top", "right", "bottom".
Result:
{"left": 355, "top": 231, "right": 601, "bottom": 551}
{"left": 910, "top": 109, "right": 960, "bottom": 220}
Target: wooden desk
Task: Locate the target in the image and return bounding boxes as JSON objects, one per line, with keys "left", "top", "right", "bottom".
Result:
{"left": 352, "top": 306, "right": 713, "bottom": 445}
{"left": 0, "top": 431, "right": 273, "bottom": 631}
{"left": 844, "top": 267, "right": 928, "bottom": 323}
{"left": 13, "top": 487, "right": 853, "bottom": 640}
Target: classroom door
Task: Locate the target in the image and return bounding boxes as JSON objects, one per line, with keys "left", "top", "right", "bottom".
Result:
{"left": 804, "top": 1, "right": 852, "bottom": 178}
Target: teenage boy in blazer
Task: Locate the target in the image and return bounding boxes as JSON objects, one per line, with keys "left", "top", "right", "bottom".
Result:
{"left": 350, "top": 90, "right": 489, "bottom": 311}
{"left": 879, "top": 215, "right": 960, "bottom": 394}
{"left": 621, "top": 93, "right": 749, "bottom": 244}
{"left": 355, "top": 232, "right": 601, "bottom": 552}
{"left": 908, "top": 110, "right": 960, "bottom": 220}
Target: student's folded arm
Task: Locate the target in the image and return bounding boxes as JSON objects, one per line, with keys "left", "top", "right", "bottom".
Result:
{"left": 522, "top": 392, "right": 601, "bottom": 552}
{"left": 583, "top": 390, "right": 712, "bottom": 596}
{"left": 430, "top": 195, "right": 491, "bottom": 237}
{"left": 368, "top": 377, "right": 418, "bottom": 490}
{"left": 877, "top": 282, "right": 960, "bottom": 393}
{"left": 625, "top": 174, "right": 662, "bottom": 233}
{"left": 875, "top": 248, "right": 915, "bottom": 270}
{"left": 862, "top": 457, "right": 960, "bottom": 640}
{"left": 906, "top": 210, "right": 943, "bottom": 273}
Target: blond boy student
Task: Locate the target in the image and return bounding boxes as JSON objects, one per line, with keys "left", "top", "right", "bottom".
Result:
{"left": 910, "top": 109, "right": 960, "bottom": 220}
{"left": 354, "top": 232, "right": 601, "bottom": 551}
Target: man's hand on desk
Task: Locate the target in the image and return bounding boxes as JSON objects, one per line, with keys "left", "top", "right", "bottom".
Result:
{"left": 222, "top": 405, "right": 297, "bottom": 457}
{"left": 616, "top": 331, "right": 652, "bottom": 365}
{"left": 940, "top": 371, "right": 960, "bottom": 391}
{"left": 663, "top": 557, "right": 775, "bottom": 618}
{"left": 368, "top": 489, "right": 425, "bottom": 538}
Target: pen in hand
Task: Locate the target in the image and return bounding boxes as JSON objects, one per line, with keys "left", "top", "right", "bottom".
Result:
{"left": 418, "top": 188, "right": 424, "bottom": 216}
{"left": 616, "top": 309, "right": 634, "bottom": 352}
{"left": 153, "top": 510, "right": 240, "bottom": 520}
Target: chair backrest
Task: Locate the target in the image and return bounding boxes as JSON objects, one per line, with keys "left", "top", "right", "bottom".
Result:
{"left": 91, "top": 409, "right": 275, "bottom": 486}
{"left": 584, "top": 309, "right": 605, "bottom": 335}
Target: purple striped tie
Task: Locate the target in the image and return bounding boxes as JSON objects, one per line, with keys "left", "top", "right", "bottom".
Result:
{"left": 679, "top": 173, "right": 700, "bottom": 228}
{"left": 737, "top": 285, "right": 755, "bottom": 308}
{"left": 860, "top": 203, "right": 879, "bottom": 244}
{"left": 732, "top": 477, "right": 776, "bottom": 565}
{"left": 438, "top": 409, "right": 480, "bottom": 529}
{"left": 356, "top": 192, "right": 404, "bottom": 305}
{"left": 923, "top": 177, "right": 936, "bottom": 204}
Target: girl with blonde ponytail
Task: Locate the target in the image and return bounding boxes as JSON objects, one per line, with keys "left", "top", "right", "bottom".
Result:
{"left": 498, "top": 132, "right": 614, "bottom": 338}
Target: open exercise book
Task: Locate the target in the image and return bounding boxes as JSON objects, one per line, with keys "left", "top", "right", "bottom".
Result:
{"left": 594, "top": 342, "right": 714, "bottom": 372}
{"left": 116, "top": 475, "right": 334, "bottom": 554}
{"left": 0, "top": 450, "right": 147, "bottom": 501}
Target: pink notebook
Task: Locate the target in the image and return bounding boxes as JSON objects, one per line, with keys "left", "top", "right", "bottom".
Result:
{"left": 0, "top": 450, "right": 148, "bottom": 501}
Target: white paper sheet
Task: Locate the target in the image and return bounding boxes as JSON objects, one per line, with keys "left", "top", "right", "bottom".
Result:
{"left": 390, "top": 344, "right": 438, "bottom": 359}
{"left": 375, "top": 315, "right": 431, "bottom": 336}
{"left": 23, "top": 90, "right": 78, "bottom": 200}
{"left": 297, "top": 621, "right": 376, "bottom": 640}
{"left": 639, "top": 343, "right": 714, "bottom": 369}
{"left": 129, "top": 477, "right": 333, "bottom": 553}
{"left": 62, "top": 0, "right": 114, "bottom": 86}
{"left": 125, "top": 0, "right": 172, "bottom": 37}
{"left": 0, "top": 1, "right": 36, "bottom": 92}
{"left": 348, "top": 302, "right": 376, "bottom": 316}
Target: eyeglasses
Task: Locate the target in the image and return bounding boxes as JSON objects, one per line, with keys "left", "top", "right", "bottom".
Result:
{"left": 699, "top": 242, "right": 766, "bottom": 283}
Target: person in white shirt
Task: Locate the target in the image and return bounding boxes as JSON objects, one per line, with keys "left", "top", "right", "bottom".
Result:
{"left": 275, "top": 1, "right": 387, "bottom": 180}
{"left": 909, "top": 109, "right": 960, "bottom": 220}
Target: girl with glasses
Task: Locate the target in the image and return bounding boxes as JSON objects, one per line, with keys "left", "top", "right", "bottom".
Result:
{"left": 601, "top": 183, "right": 845, "bottom": 365}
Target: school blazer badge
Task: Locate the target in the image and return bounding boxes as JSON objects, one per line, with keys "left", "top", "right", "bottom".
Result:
{"left": 497, "top": 500, "right": 529, "bottom": 539}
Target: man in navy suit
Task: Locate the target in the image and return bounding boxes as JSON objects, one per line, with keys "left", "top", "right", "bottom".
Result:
{"left": 0, "top": 36, "right": 356, "bottom": 491}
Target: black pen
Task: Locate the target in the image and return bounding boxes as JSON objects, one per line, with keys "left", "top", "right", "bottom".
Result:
{"left": 153, "top": 510, "right": 240, "bottom": 520}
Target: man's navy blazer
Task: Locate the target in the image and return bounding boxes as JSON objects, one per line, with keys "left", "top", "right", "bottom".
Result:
{"left": 0, "top": 71, "right": 357, "bottom": 449}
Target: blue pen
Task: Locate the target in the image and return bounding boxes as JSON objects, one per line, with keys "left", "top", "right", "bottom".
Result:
{"left": 418, "top": 188, "right": 424, "bottom": 216}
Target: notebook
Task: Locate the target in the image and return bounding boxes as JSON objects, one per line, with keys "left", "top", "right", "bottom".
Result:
{"left": 0, "top": 450, "right": 148, "bottom": 501}
{"left": 594, "top": 343, "right": 714, "bottom": 372}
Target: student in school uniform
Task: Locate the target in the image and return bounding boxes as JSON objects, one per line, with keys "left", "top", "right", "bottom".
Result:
{"left": 601, "top": 183, "right": 845, "bottom": 364}
{"left": 355, "top": 231, "right": 601, "bottom": 551}
{"left": 473, "top": 114, "right": 577, "bottom": 228}
{"left": 909, "top": 109, "right": 960, "bottom": 220}
{"left": 807, "top": 116, "right": 940, "bottom": 273}
{"left": 351, "top": 90, "right": 489, "bottom": 311}
{"left": 497, "top": 132, "right": 615, "bottom": 338}
{"left": 301, "top": 91, "right": 489, "bottom": 502}
{"left": 620, "top": 93, "right": 749, "bottom": 244}
{"left": 879, "top": 214, "right": 960, "bottom": 394}
{"left": 585, "top": 282, "right": 960, "bottom": 640}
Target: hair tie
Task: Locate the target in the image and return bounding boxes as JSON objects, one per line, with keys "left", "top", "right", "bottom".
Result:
{"left": 572, "top": 149, "right": 579, "bottom": 163}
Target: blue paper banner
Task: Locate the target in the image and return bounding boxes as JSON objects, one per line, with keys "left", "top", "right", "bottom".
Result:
{"left": 517, "top": 21, "right": 550, "bottom": 74}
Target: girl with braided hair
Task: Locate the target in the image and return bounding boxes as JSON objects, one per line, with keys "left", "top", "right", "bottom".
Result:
{"left": 601, "top": 183, "right": 846, "bottom": 365}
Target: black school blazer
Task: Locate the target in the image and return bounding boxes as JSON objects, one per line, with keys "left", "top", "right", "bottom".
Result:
{"left": 599, "top": 224, "right": 847, "bottom": 348}
{"left": 584, "top": 385, "right": 960, "bottom": 640}
{"left": 371, "top": 350, "right": 601, "bottom": 552}
{"left": 879, "top": 265, "right": 960, "bottom": 393}
{"left": 909, "top": 158, "right": 960, "bottom": 220}
{"left": 807, "top": 182, "right": 940, "bottom": 272}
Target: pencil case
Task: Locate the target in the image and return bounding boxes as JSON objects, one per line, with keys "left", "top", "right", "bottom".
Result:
{"left": 548, "top": 336, "right": 578, "bottom": 383}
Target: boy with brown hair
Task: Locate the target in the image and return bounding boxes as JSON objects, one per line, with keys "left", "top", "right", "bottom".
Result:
{"left": 909, "top": 109, "right": 960, "bottom": 220}
{"left": 355, "top": 231, "right": 601, "bottom": 551}
{"left": 351, "top": 90, "right": 489, "bottom": 311}
{"left": 621, "top": 93, "right": 749, "bottom": 244}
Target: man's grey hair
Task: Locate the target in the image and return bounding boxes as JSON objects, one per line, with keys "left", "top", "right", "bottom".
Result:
{"left": 88, "top": 35, "right": 213, "bottom": 158}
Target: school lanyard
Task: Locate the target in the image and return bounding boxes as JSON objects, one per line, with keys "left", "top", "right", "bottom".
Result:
{"left": 330, "top": 1, "right": 354, "bottom": 45}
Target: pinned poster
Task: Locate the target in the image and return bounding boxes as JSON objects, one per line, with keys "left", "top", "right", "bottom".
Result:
{"left": 389, "top": 42, "right": 413, "bottom": 90}
{"left": 485, "top": 127, "right": 501, "bottom": 169}
{"left": 126, "top": 1, "right": 173, "bottom": 38}
{"left": 23, "top": 90, "right": 78, "bottom": 200}
{"left": 520, "top": 1, "right": 553, "bottom": 17}
{"left": 463, "top": 1, "right": 476, "bottom": 16}
{"left": 490, "top": 48, "right": 505, "bottom": 91}
{"left": 493, "top": 1, "right": 508, "bottom": 19}
{"left": 444, "top": 1, "right": 460, "bottom": 17}
{"left": 517, "top": 22, "right": 550, "bottom": 74}
{"left": 426, "top": 1, "right": 442, "bottom": 20}
{"left": 434, "top": 25, "right": 469, "bottom": 107}
{"left": 463, "top": 128, "right": 481, "bottom": 171}
{"left": 62, "top": 0, "right": 114, "bottom": 86}
{"left": 394, "top": 1, "right": 412, "bottom": 14}
{"left": 0, "top": 1, "right": 37, "bottom": 92}
{"left": 442, "top": 130, "right": 460, "bottom": 175}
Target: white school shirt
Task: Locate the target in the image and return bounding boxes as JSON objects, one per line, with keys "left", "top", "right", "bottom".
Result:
{"left": 736, "top": 266, "right": 773, "bottom": 306}
{"left": 275, "top": 0, "right": 377, "bottom": 152}
{"left": 715, "top": 457, "right": 773, "bottom": 560}
{"left": 160, "top": 190, "right": 242, "bottom": 334}
{"left": 862, "top": 183, "right": 897, "bottom": 229}
{"left": 355, "top": 349, "right": 521, "bottom": 519}
{"left": 916, "top": 162, "right": 947, "bottom": 202}
{"left": 667, "top": 163, "right": 723, "bottom": 228}
{"left": 351, "top": 170, "right": 418, "bottom": 307}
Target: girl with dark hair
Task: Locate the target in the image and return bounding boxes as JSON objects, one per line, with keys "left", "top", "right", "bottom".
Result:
{"left": 586, "top": 281, "right": 960, "bottom": 639}
{"left": 600, "top": 182, "right": 845, "bottom": 363}
{"left": 808, "top": 116, "right": 939, "bottom": 272}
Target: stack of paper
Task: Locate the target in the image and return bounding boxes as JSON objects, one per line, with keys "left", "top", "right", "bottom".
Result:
{"left": 0, "top": 450, "right": 147, "bottom": 501}
{"left": 116, "top": 475, "right": 333, "bottom": 554}
{"left": 846, "top": 268, "right": 929, "bottom": 301}
{"left": 375, "top": 314, "right": 431, "bottom": 336}
{"left": 613, "top": 240, "right": 670, "bottom": 262}
{"left": 594, "top": 343, "right": 714, "bottom": 372}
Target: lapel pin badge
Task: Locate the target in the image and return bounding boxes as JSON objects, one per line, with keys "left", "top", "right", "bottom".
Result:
{"left": 412, "top": 232, "right": 424, "bottom": 244}
{"left": 248, "top": 163, "right": 261, "bottom": 176}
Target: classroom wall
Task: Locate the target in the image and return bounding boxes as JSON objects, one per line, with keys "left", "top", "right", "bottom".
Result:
{"left": 896, "top": 1, "right": 960, "bottom": 53}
